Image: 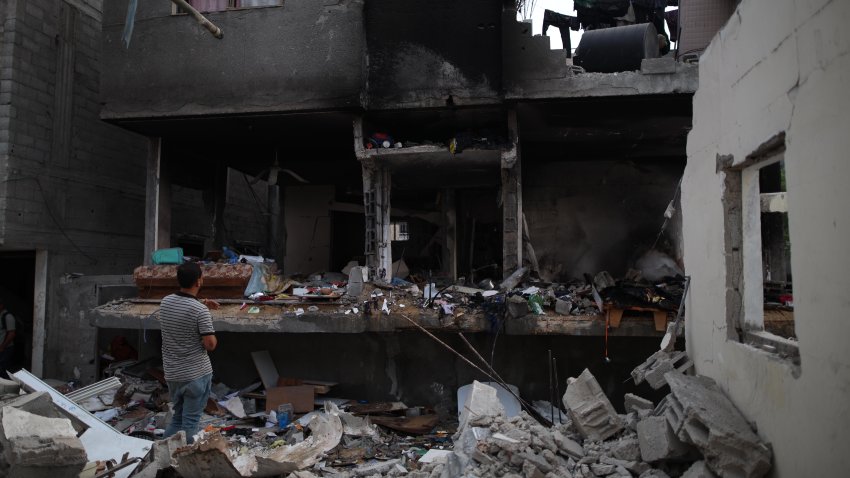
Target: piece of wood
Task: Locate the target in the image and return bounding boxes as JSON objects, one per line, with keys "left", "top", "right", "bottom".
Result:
{"left": 653, "top": 311, "right": 668, "bottom": 332}
{"left": 265, "top": 385, "right": 315, "bottom": 413}
{"left": 370, "top": 415, "right": 440, "bottom": 435}
{"left": 606, "top": 306, "right": 669, "bottom": 332}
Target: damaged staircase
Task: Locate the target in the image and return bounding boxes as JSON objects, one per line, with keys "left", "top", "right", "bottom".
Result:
{"left": 502, "top": 11, "right": 570, "bottom": 92}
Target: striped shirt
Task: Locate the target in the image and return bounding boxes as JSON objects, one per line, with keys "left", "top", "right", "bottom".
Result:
{"left": 160, "top": 292, "right": 215, "bottom": 382}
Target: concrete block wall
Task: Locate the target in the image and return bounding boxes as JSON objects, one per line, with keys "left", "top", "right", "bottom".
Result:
{"left": 0, "top": 0, "right": 150, "bottom": 380}
{"left": 681, "top": 0, "right": 850, "bottom": 475}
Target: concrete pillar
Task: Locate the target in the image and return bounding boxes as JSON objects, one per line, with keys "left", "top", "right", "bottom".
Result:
{"left": 442, "top": 188, "right": 457, "bottom": 280}
{"left": 143, "top": 137, "right": 170, "bottom": 264}
{"left": 31, "top": 250, "right": 48, "bottom": 378}
{"left": 268, "top": 184, "right": 286, "bottom": 262}
{"left": 502, "top": 110, "right": 522, "bottom": 278}
{"left": 362, "top": 162, "right": 392, "bottom": 282}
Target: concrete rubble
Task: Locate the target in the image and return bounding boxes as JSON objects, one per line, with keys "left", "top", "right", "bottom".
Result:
{"left": 0, "top": 405, "right": 87, "bottom": 478}
{"left": 664, "top": 371, "right": 772, "bottom": 478}
{"left": 0, "top": 355, "right": 772, "bottom": 478}
{"left": 563, "top": 368, "right": 625, "bottom": 441}
{"left": 115, "top": 367, "right": 770, "bottom": 478}
{"left": 632, "top": 351, "right": 694, "bottom": 390}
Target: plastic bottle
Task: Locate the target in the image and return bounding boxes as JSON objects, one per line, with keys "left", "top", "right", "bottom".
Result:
{"left": 277, "top": 403, "right": 293, "bottom": 428}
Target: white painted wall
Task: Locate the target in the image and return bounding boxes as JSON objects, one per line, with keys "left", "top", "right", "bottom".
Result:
{"left": 681, "top": 0, "right": 850, "bottom": 476}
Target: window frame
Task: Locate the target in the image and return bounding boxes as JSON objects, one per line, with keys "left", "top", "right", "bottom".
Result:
{"left": 172, "top": 0, "right": 283, "bottom": 15}
{"left": 718, "top": 132, "right": 800, "bottom": 365}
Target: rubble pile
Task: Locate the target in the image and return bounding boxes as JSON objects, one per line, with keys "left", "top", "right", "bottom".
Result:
{"left": 401, "top": 369, "right": 772, "bottom": 478}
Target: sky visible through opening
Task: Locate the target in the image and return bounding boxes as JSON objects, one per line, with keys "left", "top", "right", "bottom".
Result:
{"left": 518, "top": 1, "right": 676, "bottom": 54}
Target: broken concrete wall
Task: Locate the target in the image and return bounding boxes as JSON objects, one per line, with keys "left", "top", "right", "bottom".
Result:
{"left": 681, "top": 0, "right": 850, "bottom": 475}
{"left": 0, "top": 0, "right": 151, "bottom": 379}
{"left": 101, "top": 0, "right": 366, "bottom": 119}
{"left": 52, "top": 275, "right": 136, "bottom": 384}
{"left": 199, "top": 333, "right": 667, "bottom": 410}
{"left": 524, "top": 160, "right": 684, "bottom": 280}
{"left": 364, "top": 0, "right": 501, "bottom": 108}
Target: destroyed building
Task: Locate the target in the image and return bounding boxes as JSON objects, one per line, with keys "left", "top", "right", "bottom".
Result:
{"left": 82, "top": 0, "right": 702, "bottom": 406}
{"left": 0, "top": 0, "right": 846, "bottom": 476}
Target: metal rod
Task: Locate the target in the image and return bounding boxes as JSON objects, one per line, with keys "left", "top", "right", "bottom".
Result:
{"left": 553, "top": 356, "right": 563, "bottom": 423}
{"left": 171, "top": 0, "right": 224, "bottom": 39}
{"left": 456, "top": 332, "right": 550, "bottom": 426}
{"left": 548, "top": 349, "right": 554, "bottom": 423}
{"left": 398, "top": 314, "right": 549, "bottom": 425}
{"left": 457, "top": 333, "right": 518, "bottom": 399}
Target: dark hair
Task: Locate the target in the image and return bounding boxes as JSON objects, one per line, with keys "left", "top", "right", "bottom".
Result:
{"left": 177, "top": 262, "right": 202, "bottom": 288}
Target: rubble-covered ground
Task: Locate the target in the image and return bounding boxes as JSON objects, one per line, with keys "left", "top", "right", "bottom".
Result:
{"left": 0, "top": 346, "right": 773, "bottom": 478}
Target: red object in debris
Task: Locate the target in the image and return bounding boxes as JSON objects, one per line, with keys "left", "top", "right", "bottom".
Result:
{"left": 779, "top": 294, "right": 793, "bottom": 306}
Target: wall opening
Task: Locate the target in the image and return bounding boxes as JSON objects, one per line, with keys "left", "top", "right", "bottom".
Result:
{"left": 0, "top": 251, "right": 36, "bottom": 377}
{"left": 721, "top": 133, "right": 799, "bottom": 364}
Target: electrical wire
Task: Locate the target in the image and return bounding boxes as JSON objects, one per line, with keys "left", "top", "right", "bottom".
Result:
{"left": 2, "top": 176, "right": 97, "bottom": 264}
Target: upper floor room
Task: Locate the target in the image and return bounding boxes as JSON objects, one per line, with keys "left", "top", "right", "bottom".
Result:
{"left": 100, "top": 0, "right": 716, "bottom": 121}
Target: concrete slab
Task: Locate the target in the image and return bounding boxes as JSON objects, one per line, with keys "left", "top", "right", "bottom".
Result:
{"left": 0, "top": 406, "right": 87, "bottom": 478}
{"left": 624, "top": 393, "right": 654, "bottom": 414}
{"left": 563, "top": 369, "right": 624, "bottom": 442}
{"left": 664, "top": 372, "right": 772, "bottom": 478}
{"left": 636, "top": 416, "right": 694, "bottom": 462}
{"left": 641, "top": 58, "right": 678, "bottom": 75}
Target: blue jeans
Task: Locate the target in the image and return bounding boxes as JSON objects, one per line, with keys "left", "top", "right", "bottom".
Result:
{"left": 164, "top": 373, "right": 211, "bottom": 444}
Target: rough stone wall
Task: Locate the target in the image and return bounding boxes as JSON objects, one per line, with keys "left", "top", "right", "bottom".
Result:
{"left": 0, "top": 0, "right": 151, "bottom": 380}
{"left": 681, "top": 0, "right": 850, "bottom": 475}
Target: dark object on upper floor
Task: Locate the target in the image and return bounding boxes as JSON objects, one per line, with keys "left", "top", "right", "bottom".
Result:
{"left": 574, "top": 22, "right": 660, "bottom": 73}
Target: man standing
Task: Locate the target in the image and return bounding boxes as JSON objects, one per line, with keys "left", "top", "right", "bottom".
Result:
{"left": 0, "top": 298, "right": 15, "bottom": 378}
{"left": 161, "top": 262, "right": 219, "bottom": 443}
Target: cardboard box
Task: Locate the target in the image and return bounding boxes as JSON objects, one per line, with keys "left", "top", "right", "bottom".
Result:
{"left": 265, "top": 385, "right": 314, "bottom": 413}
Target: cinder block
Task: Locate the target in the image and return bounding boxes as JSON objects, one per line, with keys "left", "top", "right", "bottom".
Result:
{"left": 563, "top": 369, "right": 624, "bottom": 442}
{"left": 664, "top": 372, "right": 772, "bottom": 478}
{"left": 637, "top": 416, "right": 694, "bottom": 462}
{"left": 624, "top": 393, "right": 654, "bottom": 414}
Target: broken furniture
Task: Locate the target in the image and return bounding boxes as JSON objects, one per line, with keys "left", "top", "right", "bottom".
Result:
{"left": 606, "top": 305, "right": 670, "bottom": 332}
{"left": 133, "top": 263, "right": 253, "bottom": 299}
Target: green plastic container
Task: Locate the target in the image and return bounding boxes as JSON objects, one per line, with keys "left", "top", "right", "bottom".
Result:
{"left": 151, "top": 247, "right": 184, "bottom": 265}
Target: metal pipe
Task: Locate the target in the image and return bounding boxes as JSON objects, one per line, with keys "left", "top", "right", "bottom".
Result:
{"left": 171, "top": 0, "right": 224, "bottom": 39}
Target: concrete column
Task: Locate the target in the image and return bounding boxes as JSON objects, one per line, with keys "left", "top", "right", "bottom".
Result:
{"left": 31, "top": 250, "right": 48, "bottom": 378}
{"left": 143, "top": 137, "right": 170, "bottom": 264}
{"left": 442, "top": 189, "right": 457, "bottom": 280}
{"left": 362, "top": 162, "right": 392, "bottom": 282}
{"left": 501, "top": 110, "right": 522, "bottom": 277}
{"left": 268, "top": 184, "right": 286, "bottom": 262}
